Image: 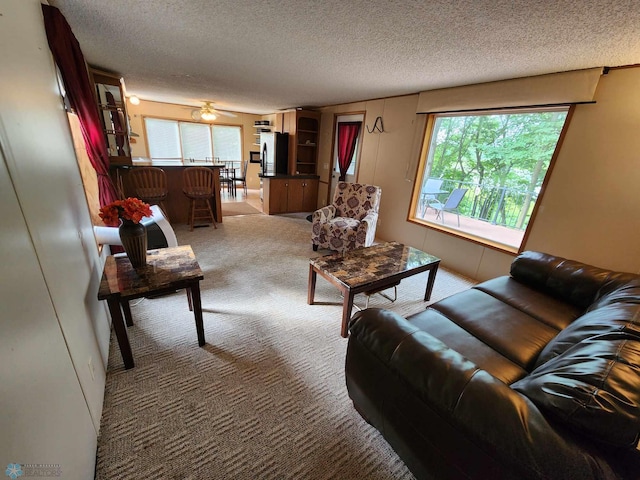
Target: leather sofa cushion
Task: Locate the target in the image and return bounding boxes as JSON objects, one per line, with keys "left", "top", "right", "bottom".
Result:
{"left": 587, "top": 279, "right": 640, "bottom": 312}
{"left": 408, "top": 309, "right": 527, "bottom": 384}
{"left": 536, "top": 303, "right": 640, "bottom": 367}
{"left": 427, "top": 287, "right": 560, "bottom": 372}
{"left": 513, "top": 333, "right": 640, "bottom": 449}
{"left": 475, "top": 276, "right": 582, "bottom": 331}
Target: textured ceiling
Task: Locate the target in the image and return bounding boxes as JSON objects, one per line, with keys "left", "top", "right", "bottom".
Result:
{"left": 49, "top": 0, "right": 640, "bottom": 114}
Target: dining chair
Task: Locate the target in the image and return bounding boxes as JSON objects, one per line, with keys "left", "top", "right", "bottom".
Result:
{"left": 182, "top": 167, "right": 217, "bottom": 231}
{"left": 233, "top": 160, "right": 249, "bottom": 195}
{"left": 219, "top": 161, "right": 236, "bottom": 197}
{"left": 429, "top": 188, "right": 468, "bottom": 226}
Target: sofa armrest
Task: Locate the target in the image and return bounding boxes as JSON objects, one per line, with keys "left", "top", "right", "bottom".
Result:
{"left": 312, "top": 205, "right": 335, "bottom": 224}
{"left": 348, "top": 308, "right": 629, "bottom": 479}
{"left": 350, "top": 308, "right": 480, "bottom": 414}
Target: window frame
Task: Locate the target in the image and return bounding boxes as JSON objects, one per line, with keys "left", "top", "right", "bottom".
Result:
{"left": 142, "top": 116, "right": 243, "bottom": 164}
{"left": 408, "top": 105, "right": 575, "bottom": 254}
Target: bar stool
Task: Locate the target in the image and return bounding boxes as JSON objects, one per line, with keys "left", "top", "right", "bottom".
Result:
{"left": 129, "top": 167, "right": 169, "bottom": 219}
{"left": 182, "top": 167, "right": 217, "bottom": 231}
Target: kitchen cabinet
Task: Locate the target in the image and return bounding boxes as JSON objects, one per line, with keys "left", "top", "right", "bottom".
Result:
{"left": 262, "top": 176, "right": 319, "bottom": 214}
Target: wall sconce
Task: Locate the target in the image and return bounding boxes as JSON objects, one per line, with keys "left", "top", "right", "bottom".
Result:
{"left": 128, "top": 95, "right": 140, "bottom": 105}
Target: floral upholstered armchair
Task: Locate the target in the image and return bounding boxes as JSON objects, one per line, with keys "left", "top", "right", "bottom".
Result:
{"left": 311, "top": 182, "right": 382, "bottom": 253}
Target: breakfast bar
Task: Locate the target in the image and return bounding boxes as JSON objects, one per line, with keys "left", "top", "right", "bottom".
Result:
{"left": 112, "top": 162, "right": 225, "bottom": 224}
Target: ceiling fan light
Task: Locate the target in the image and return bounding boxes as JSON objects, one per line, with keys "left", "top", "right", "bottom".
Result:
{"left": 201, "top": 111, "right": 217, "bottom": 121}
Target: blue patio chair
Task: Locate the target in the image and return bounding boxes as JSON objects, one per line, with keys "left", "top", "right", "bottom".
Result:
{"left": 429, "top": 188, "right": 468, "bottom": 226}
{"left": 420, "top": 178, "right": 444, "bottom": 216}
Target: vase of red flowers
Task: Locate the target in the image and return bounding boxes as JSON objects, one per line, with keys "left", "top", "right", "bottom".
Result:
{"left": 99, "top": 197, "right": 153, "bottom": 268}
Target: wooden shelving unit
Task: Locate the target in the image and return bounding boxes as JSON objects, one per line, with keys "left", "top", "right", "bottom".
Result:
{"left": 254, "top": 120, "right": 271, "bottom": 147}
{"left": 90, "top": 67, "right": 132, "bottom": 166}
{"left": 283, "top": 110, "right": 320, "bottom": 175}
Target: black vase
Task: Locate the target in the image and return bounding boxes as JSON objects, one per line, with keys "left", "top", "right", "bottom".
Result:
{"left": 119, "top": 219, "right": 147, "bottom": 268}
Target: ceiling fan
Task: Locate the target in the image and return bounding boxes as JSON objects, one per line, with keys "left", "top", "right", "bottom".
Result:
{"left": 191, "top": 102, "right": 237, "bottom": 121}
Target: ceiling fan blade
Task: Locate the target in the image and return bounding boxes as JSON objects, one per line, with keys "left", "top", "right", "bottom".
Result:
{"left": 216, "top": 110, "right": 237, "bottom": 118}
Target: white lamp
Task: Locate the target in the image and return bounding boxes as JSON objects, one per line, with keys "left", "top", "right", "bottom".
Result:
{"left": 201, "top": 111, "right": 217, "bottom": 121}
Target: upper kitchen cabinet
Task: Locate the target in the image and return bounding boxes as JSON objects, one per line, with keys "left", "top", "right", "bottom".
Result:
{"left": 90, "top": 68, "right": 132, "bottom": 166}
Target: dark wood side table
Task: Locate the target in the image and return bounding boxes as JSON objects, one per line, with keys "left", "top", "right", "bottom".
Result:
{"left": 308, "top": 242, "right": 441, "bottom": 337}
{"left": 98, "top": 245, "right": 205, "bottom": 369}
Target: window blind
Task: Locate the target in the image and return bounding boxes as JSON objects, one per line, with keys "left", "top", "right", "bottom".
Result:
{"left": 212, "top": 125, "right": 241, "bottom": 161}
{"left": 180, "top": 122, "right": 212, "bottom": 161}
{"left": 145, "top": 118, "right": 181, "bottom": 160}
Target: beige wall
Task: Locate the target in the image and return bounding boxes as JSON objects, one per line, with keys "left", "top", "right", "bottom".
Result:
{"left": 127, "top": 100, "right": 264, "bottom": 188}
{"left": 319, "top": 67, "right": 640, "bottom": 280}
{"left": 525, "top": 68, "right": 640, "bottom": 273}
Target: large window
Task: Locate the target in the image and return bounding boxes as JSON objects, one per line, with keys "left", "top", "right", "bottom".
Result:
{"left": 411, "top": 107, "right": 570, "bottom": 251}
{"left": 144, "top": 118, "right": 242, "bottom": 163}
{"left": 211, "top": 125, "right": 242, "bottom": 162}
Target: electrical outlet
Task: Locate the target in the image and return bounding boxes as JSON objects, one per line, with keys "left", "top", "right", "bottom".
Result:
{"left": 88, "top": 357, "right": 95, "bottom": 381}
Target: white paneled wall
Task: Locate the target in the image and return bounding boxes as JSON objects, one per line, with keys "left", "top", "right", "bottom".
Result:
{"left": 0, "top": 1, "right": 111, "bottom": 477}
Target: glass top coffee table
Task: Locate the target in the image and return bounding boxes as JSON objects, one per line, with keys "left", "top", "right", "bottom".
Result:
{"left": 308, "top": 242, "right": 441, "bottom": 337}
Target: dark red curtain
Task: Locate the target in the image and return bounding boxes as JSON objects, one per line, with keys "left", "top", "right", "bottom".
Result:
{"left": 41, "top": 5, "right": 119, "bottom": 207}
{"left": 337, "top": 122, "right": 361, "bottom": 181}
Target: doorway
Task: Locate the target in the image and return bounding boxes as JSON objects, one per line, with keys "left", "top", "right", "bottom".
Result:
{"left": 329, "top": 113, "right": 364, "bottom": 199}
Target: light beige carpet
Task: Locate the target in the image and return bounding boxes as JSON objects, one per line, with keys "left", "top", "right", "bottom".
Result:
{"left": 222, "top": 201, "right": 262, "bottom": 217}
{"left": 95, "top": 214, "right": 476, "bottom": 479}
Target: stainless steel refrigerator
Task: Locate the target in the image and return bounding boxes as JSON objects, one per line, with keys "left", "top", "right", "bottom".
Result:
{"left": 260, "top": 132, "right": 289, "bottom": 176}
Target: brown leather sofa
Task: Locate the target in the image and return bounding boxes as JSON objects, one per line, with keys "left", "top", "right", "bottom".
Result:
{"left": 346, "top": 251, "right": 640, "bottom": 479}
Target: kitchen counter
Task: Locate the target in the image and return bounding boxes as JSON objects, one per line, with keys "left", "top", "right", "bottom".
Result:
{"left": 259, "top": 173, "right": 319, "bottom": 179}
{"left": 112, "top": 163, "right": 224, "bottom": 224}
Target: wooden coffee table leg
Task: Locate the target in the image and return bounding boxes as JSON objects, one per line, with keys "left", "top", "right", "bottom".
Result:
{"left": 190, "top": 281, "right": 206, "bottom": 346}
{"left": 424, "top": 263, "right": 440, "bottom": 301}
{"left": 107, "top": 297, "right": 134, "bottom": 369}
{"left": 341, "top": 289, "right": 355, "bottom": 338}
{"left": 307, "top": 265, "right": 317, "bottom": 304}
